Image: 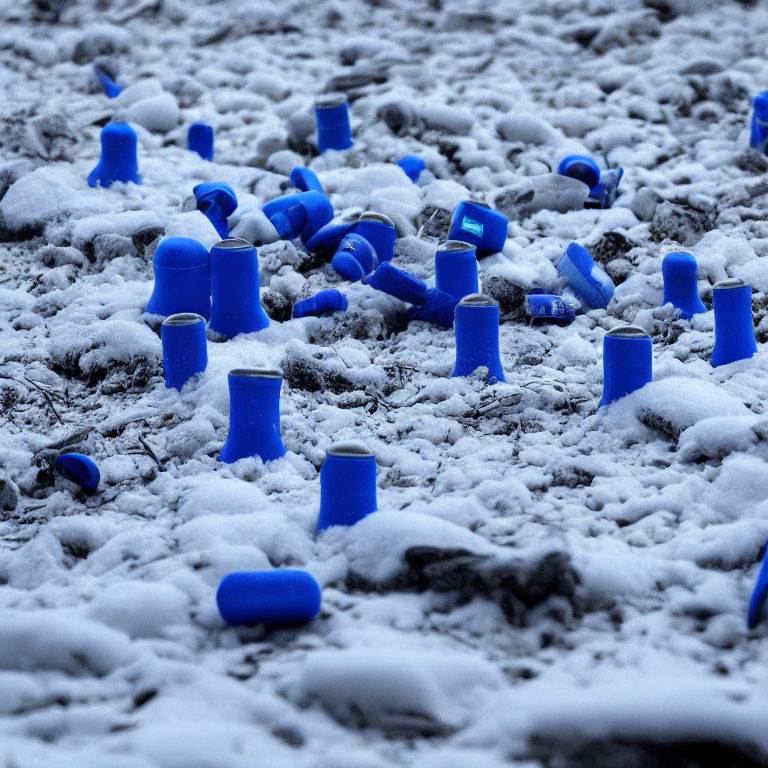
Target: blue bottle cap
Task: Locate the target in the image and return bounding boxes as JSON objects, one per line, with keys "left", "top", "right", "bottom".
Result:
{"left": 55, "top": 453, "right": 100, "bottom": 492}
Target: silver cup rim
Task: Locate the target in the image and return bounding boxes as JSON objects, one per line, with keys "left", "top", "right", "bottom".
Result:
{"left": 328, "top": 441, "right": 373, "bottom": 458}
{"left": 459, "top": 293, "right": 497, "bottom": 308}
{"left": 714, "top": 278, "right": 747, "bottom": 290}
{"left": 358, "top": 211, "right": 395, "bottom": 227}
{"left": 162, "top": 312, "right": 206, "bottom": 327}
{"left": 606, "top": 324, "right": 649, "bottom": 339}
{"left": 215, "top": 238, "right": 254, "bottom": 250}
{"left": 438, "top": 239, "right": 477, "bottom": 253}
{"left": 316, "top": 92, "right": 348, "bottom": 110}
{"left": 229, "top": 367, "right": 282, "bottom": 379}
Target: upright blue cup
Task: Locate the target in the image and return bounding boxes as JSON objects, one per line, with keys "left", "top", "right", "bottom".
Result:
{"left": 290, "top": 167, "right": 323, "bottom": 193}
{"left": 88, "top": 122, "right": 141, "bottom": 188}
{"left": 263, "top": 191, "right": 334, "bottom": 244}
{"left": 354, "top": 212, "right": 396, "bottom": 263}
{"left": 750, "top": 91, "right": 768, "bottom": 154}
{"left": 331, "top": 233, "right": 378, "bottom": 282}
{"left": 221, "top": 368, "right": 286, "bottom": 464}
{"left": 217, "top": 570, "right": 321, "bottom": 626}
{"left": 209, "top": 238, "right": 270, "bottom": 338}
{"left": 448, "top": 201, "right": 508, "bottom": 256}
{"left": 317, "top": 442, "right": 377, "bottom": 531}
{"left": 188, "top": 123, "right": 214, "bottom": 161}
{"left": 661, "top": 252, "right": 706, "bottom": 318}
{"left": 315, "top": 93, "right": 353, "bottom": 153}
{"left": 398, "top": 156, "right": 426, "bottom": 183}
{"left": 146, "top": 237, "right": 211, "bottom": 319}
{"left": 451, "top": 294, "right": 505, "bottom": 382}
{"left": 365, "top": 262, "right": 428, "bottom": 305}
{"left": 194, "top": 182, "right": 237, "bottom": 239}
{"left": 435, "top": 240, "right": 478, "bottom": 300}
{"left": 600, "top": 325, "right": 652, "bottom": 406}
{"left": 712, "top": 278, "right": 757, "bottom": 367}
{"left": 161, "top": 313, "right": 208, "bottom": 391}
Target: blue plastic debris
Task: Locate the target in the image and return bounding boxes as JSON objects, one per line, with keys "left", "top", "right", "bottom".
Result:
{"left": 557, "top": 243, "right": 615, "bottom": 310}
{"left": 315, "top": 93, "right": 353, "bottom": 153}
{"left": 93, "top": 64, "right": 124, "bottom": 98}
{"left": 435, "top": 240, "right": 478, "bottom": 300}
{"left": 661, "top": 252, "right": 706, "bottom": 319}
{"left": 263, "top": 191, "right": 334, "bottom": 244}
{"left": 146, "top": 237, "right": 211, "bottom": 319}
{"left": 292, "top": 290, "right": 348, "bottom": 319}
{"left": 448, "top": 201, "right": 508, "bottom": 257}
{"left": 750, "top": 91, "right": 768, "bottom": 154}
{"left": 712, "top": 278, "right": 757, "bottom": 368}
{"left": 55, "top": 453, "right": 100, "bottom": 492}
{"left": 88, "top": 122, "right": 141, "bottom": 188}
{"left": 332, "top": 233, "right": 379, "bottom": 281}
{"left": 451, "top": 294, "right": 505, "bottom": 382}
{"left": 558, "top": 155, "right": 623, "bottom": 209}
{"left": 161, "top": 313, "right": 208, "bottom": 391}
{"left": 217, "top": 570, "right": 321, "bottom": 625}
{"left": 748, "top": 542, "right": 768, "bottom": 630}
{"left": 600, "top": 325, "right": 652, "bottom": 406}
{"left": 353, "top": 213, "right": 396, "bottom": 263}
{"left": 528, "top": 293, "right": 576, "bottom": 324}
{"left": 365, "top": 262, "right": 429, "bottom": 305}
{"left": 317, "top": 442, "right": 377, "bottom": 531}
{"left": 290, "top": 167, "right": 323, "bottom": 193}
{"left": 188, "top": 123, "right": 214, "bottom": 161}
{"left": 398, "top": 155, "right": 426, "bottom": 183}
{"left": 407, "top": 287, "right": 459, "bottom": 327}
{"left": 193, "top": 182, "right": 237, "bottom": 239}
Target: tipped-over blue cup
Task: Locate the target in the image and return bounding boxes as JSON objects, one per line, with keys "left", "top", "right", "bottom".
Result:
{"left": 398, "top": 156, "right": 426, "bottom": 183}
{"left": 221, "top": 368, "right": 286, "bottom": 464}
{"left": 712, "top": 278, "right": 757, "bottom": 367}
{"left": 316, "top": 93, "right": 353, "bottom": 153}
{"left": 317, "top": 442, "right": 377, "bottom": 531}
{"left": 600, "top": 325, "right": 652, "bottom": 406}
{"left": 146, "top": 237, "right": 211, "bottom": 319}
{"left": 451, "top": 294, "right": 505, "bottom": 382}
{"left": 209, "top": 238, "right": 270, "bottom": 338}
{"left": 435, "top": 240, "right": 478, "bottom": 300}
{"left": 293, "top": 289, "right": 349, "bottom": 318}
{"left": 263, "top": 191, "right": 334, "bottom": 244}
{"left": 161, "top": 313, "right": 207, "bottom": 391}
{"left": 88, "top": 122, "right": 141, "bottom": 188}
{"left": 93, "top": 63, "right": 123, "bottom": 98}
{"left": 194, "top": 182, "right": 237, "bottom": 239}
{"left": 365, "top": 262, "right": 429, "bottom": 305}
{"left": 332, "top": 233, "right": 378, "bottom": 281}
{"left": 448, "top": 201, "right": 508, "bottom": 257}
{"left": 217, "top": 570, "right": 321, "bottom": 625}
{"left": 188, "top": 123, "right": 214, "bottom": 161}
{"left": 748, "top": 541, "right": 768, "bottom": 630}
{"left": 661, "top": 252, "right": 706, "bottom": 318}
{"left": 750, "top": 91, "right": 768, "bottom": 155}
{"left": 558, "top": 243, "right": 614, "bottom": 310}
{"left": 290, "top": 167, "right": 323, "bottom": 193}
{"left": 408, "top": 288, "right": 459, "bottom": 327}
{"left": 528, "top": 293, "right": 576, "bottom": 325}
{"left": 55, "top": 453, "right": 100, "bottom": 492}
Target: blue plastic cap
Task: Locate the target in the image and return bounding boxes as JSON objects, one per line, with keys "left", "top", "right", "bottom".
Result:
{"left": 557, "top": 243, "right": 615, "bottom": 309}
{"left": 397, "top": 156, "right": 426, "bottom": 183}
{"left": 293, "top": 289, "right": 348, "bottom": 318}
{"left": 55, "top": 453, "right": 100, "bottom": 492}
{"left": 88, "top": 122, "right": 141, "bottom": 188}
{"left": 188, "top": 123, "right": 214, "bottom": 161}
{"left": 93, "top": 64, "right": 124, "bottom": 99}
{"left": 557, "top": 155, "right": 600, "bottom": 194}
{"left": 748, "top": 541, "right": 768, "bottom": 629}
{"left": 217, "top": 570, "right": 321, "bottom": 626}
{"left": 290, "top": 167, "right": 324, "bottom": 193}
{"left": 364, "top": 262, "right": 428, "bottom": 305}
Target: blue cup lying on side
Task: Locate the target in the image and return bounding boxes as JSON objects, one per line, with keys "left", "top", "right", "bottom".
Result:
{"left": 398, "top": 155, "right": 426, "bottom": 183}
{"left": 161, "top": 313, "right": 208, "bottom": 391}
{"left": 748, "top": 541, "right": 768, "bottom": 630}
{"left": 712, "top": 278, "right": 757, "bottom": 367}
{"left": 293, "top": 289, "right": 349, "bottom": 318}
{"left": 451, "top": 294, "right": 505, "bottom": 382}
{"left": 188, "top": 123, "right": 214, "bottom": 161}
{"left": 146, "top": 237, "right": 211, "bottom": 319}
{"left": 661, "top": 252, "right": 706, "bottom": 319}
{"left": 209, "top": 238, "right": 269, "bottom": 338}
{"left": 527, "top": 292, "right": 576, "bottom": 325}
{"left": 221, "top": 368, "right": 286, "bottom": 464}
{"left": 88, "top": 122, "right": 141, "bottom": 188}
{"left": 435, "top": 240, "right": 478, "bottom": 300}
{"left": 448, "top": 201, "right": 508, "bottom": 257}
{"left": 217, "top": 570, "right": 321, "bottom": 626}
{"left": 557, "top": 243, "right": 614, "bottom": 310}
{"left": 263, "top": 191, "right": 334, "bottom": 244}
{"left": 332, "top": 233, "right": 379, "bottom": 281}
{"left": 93, "top": 63, "right": 123, "bottom": 98}
{"left": 600, "top": 325, "right": 652, "bottom": 406}
{"left": 290, "top": 167, "right": 323, "bottom": 193}
{"left": 55, "top": 453, "right": 100, "bottom": 492}
{"left": 317, "top": 442, "right": 377, "bottom": 531}
{"left": 194, "top": 182, "right": 237, "bottom": 239}
{"left": 315, "top": 93, "right": 353, "bottom": 153}
{"left": 750, "top": 91, "right": 768, "bottom": 155}
{"left": 365, "top": 262, "right": 429, "bottom": 305}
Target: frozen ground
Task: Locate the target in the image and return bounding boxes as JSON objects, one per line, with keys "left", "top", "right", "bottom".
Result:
{"left": 2, "top": 0, "right": 768, "bottom": 765}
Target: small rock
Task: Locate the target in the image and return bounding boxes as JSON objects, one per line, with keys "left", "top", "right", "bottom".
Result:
{"left": 0, "top": 473, "right": 18, "bottom": 511}
{"left": 650, "top": 201, "right": 715, "bottom": 246}
{"left": 630, "top": 187, "right": 662, "bottom": 222}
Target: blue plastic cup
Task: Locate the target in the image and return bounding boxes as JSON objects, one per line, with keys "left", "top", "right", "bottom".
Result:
{"left": 354, "top": 212, "right": 396, "bottom": 263}
{"left": 712, "top": 278, "right": 757, "bottom": 367}
{"left": 600, "top": 325, "right": 652, "bottom": 406}
{"left": 448, "top": 201, "right": 508, "bottom": 257}
{"left": 208, "top": 238, "right": 270, "bottom": 338}
{"left": 661, "top": 252, "right": 706, "bottom": 319}
{"left": 161, "top": 313, "right": 208, "bottom": 391}
{"left": 292, "top": 289, "right": 349, "bottom": 318}
{"left": 194, "top": 182, "right": 237, "bottom": 240}
{"left": 557, "top": 242, "right": 615, "bottom": 309}
{"left": 188, "top": 123, "right": 214, "bottom": 161}
{"left": 451, "top": 294, "right": 505, "bottom": 382}
{"left": 365, "top": 262, "right": 428, "bottom": 305}
{"left": 221, "top": 368, "right": 286, "bottom": 464}
{"left": 557, "top": 155, "right": 600, "bottom": 194}
{"left": 317, "top": 442, "right": 377, "bottom": 531}
{"left": 263, "top": 191, "right": 334, "bottom": 244}
{"left": 435, "top": 240, "right": 478, "bottom": 300}
{"left": 315, "top": 93, "right": 353, "bottom": 153}
{"left": 331, "top": 233, "right": 379, "bottom": 282}
{"left": 750, "top": 91, "right": 768, "bottom": 154}
{"left": 88, "top": 122, "right": 141, "bottom": 188}
{"left": 217, "top": 570, "right": 321, "bottom": 626}
{"left": 146, "top": 237, "right": 211, "bottom": 319}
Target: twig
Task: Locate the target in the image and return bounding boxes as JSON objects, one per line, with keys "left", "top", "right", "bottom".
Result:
{"left": 24, "top": 377, "right": 64, "bottom": 425}
{"left": 138, "top": 436, "right": 164, "bottom": 470}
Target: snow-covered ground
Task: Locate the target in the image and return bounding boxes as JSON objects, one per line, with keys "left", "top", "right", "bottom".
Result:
{"left": 2, "top": 0, "right": 768, "bottom": 765}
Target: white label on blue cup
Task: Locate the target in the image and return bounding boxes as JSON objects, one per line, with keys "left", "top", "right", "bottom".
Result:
{"left": 460, "top": 216, "right": 484, "bottom": 237}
